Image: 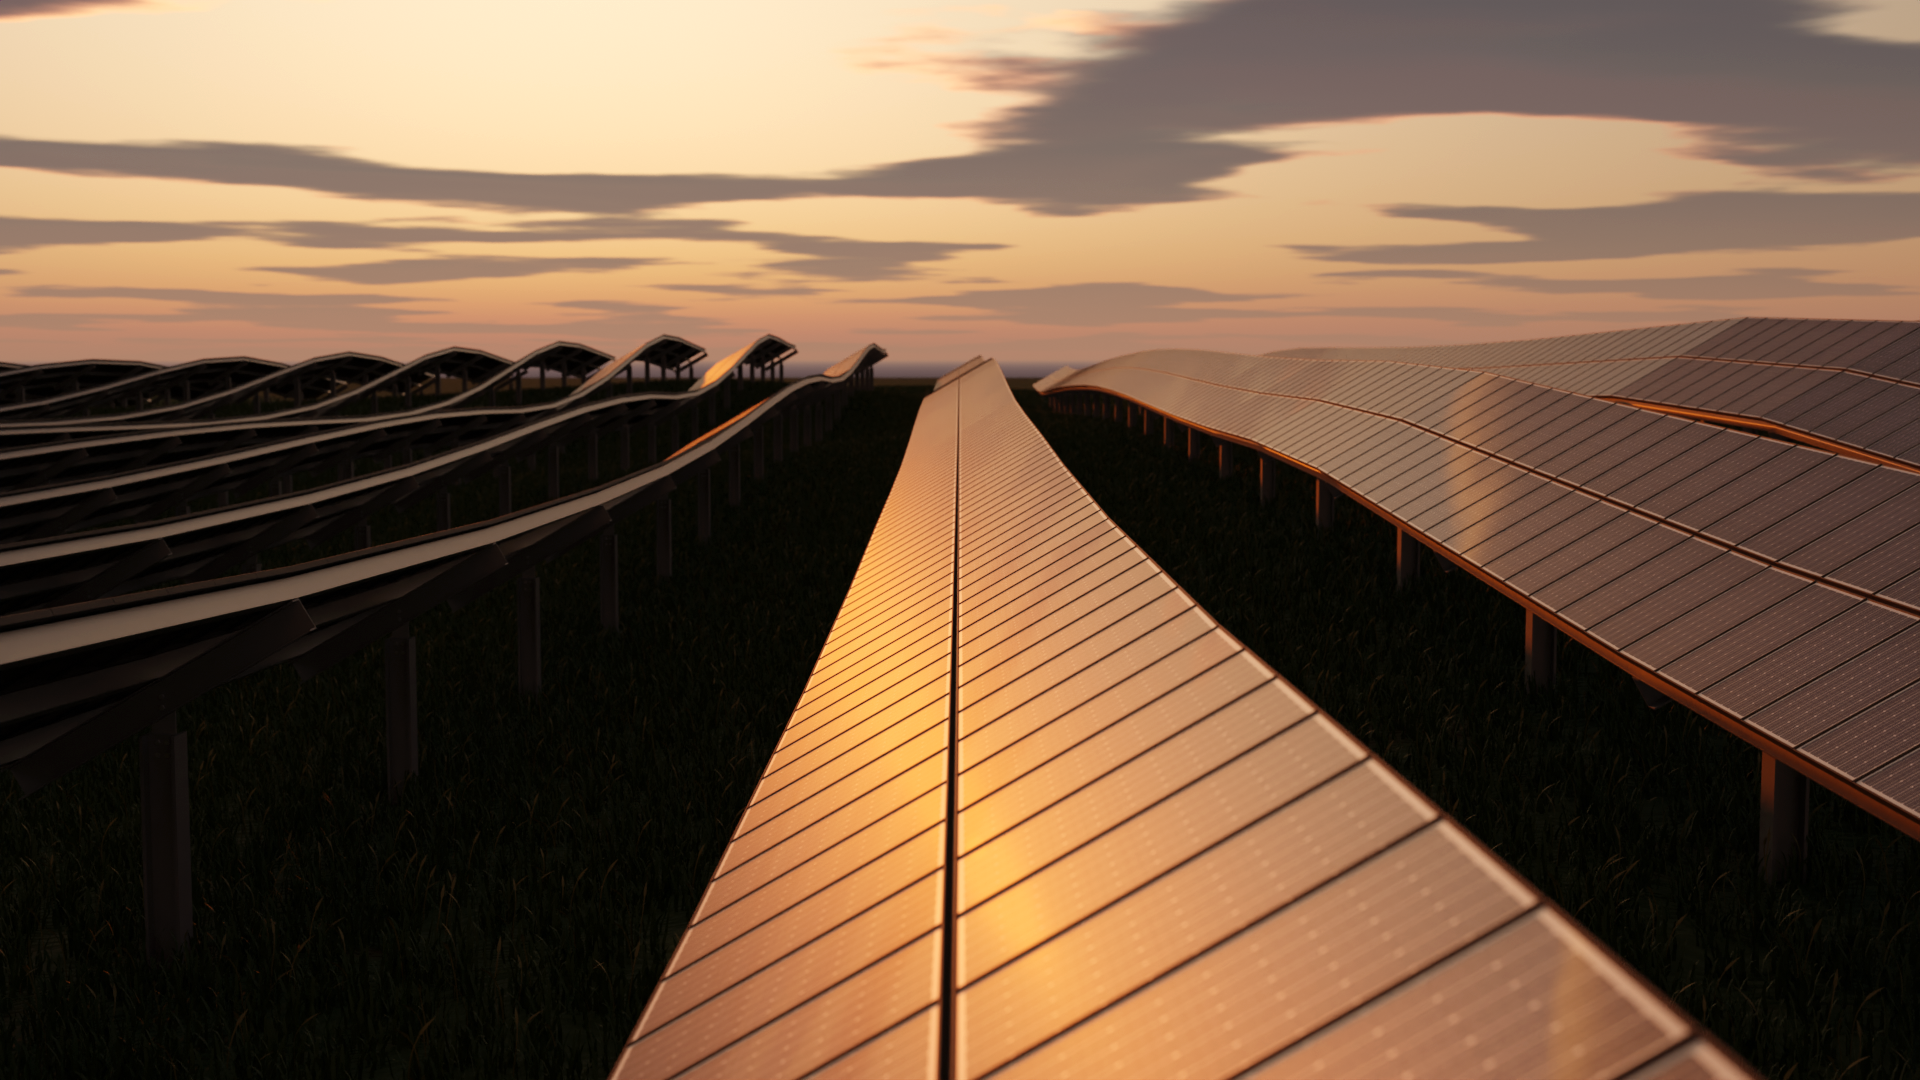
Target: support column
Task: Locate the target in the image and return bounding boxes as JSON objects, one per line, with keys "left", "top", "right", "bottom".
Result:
{"left": 1259, "top": 456, "right": 1278, "bottom": 505}
{"left": 645, "top": 419, "right": 658, "bottom": 466}
{"left": 1217, "top": 441, "right": 1234, "bottom": 479}
{"left": 599, "top": 531, "right": 619, "bottom": 632}
{"left": 1314, "top": 479, "right": 1336, "bottom": 529}
{"left": 754, "top": 427, "right": 766, "bottom": 479}
{"left": 140, "top": 716, "right": 191, "bottom": 959}
{"left": 547, "top": 444, "right": 561, "bottom": 501}
{"left": 729, "top": 443, "right": 742, "bottom": 506}
{"left": 697, "top": 465, "right": 712, "bottom": 540}
{"left": 619, "top": 424, "right": 631, "bottom": 472}
{"left": 385, "top": 625, "right": 417, "bottom": 797}
{"left": 1187, "top": 426, "right": 1204, "bottom": 462}
{"left": 1760, "top": 753, "right": 1810, "bottom": 883}
{"left": 517, "top": 574, "right": 541, "bottom": 694}
{"left": 1163, "top": 417, "right": 1176, "bottom": 450}
{"left": 656, "top": 498, "right": 673, "bottom": 578}
{"left": 497, "top": 466, "right": 512, "bottom": 516}
{"left": 437, "top": 492, "right": 452, "bottom": 532}
{"left": 1396, "top": 529, "right": 1421, "bottom": 590}
{"left": 586, "top": 433, "right": 599, "bottom": 484}
{"left": 774, "top": 413, "right": 787, "bottom": 462}
{"left": 1525, "top": 610, "right": 1558, "bottom": 688}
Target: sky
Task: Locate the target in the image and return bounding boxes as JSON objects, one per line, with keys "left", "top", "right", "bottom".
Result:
{"left": 2, "top": 0, "right": 1918, "bottom": 377}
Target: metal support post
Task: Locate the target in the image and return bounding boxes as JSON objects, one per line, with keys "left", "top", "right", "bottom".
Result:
{"left": 1217, "top": 441, "right": 1234, "bottom": 479}
{"left": 655, "top": 498, "right": 673, "bottom": 578}
{"left": 773, "top": 414, "right": 787, "bottom": 462}
{"left": 1760, "top": 752, "right": 1810, "bottom": 883}
{"left": 697, "top": 465, "right": 712, "bottom": 540}
{"left": 1396, "top": 529, "right": 1421, "bottom": 590}
{"left": 1163, "top": 418, "right": 1176, "bottom": 449}
{"left": 498, "top": 466, "right": 512, "bottom": 516}
{"left": 599, "top": 531, "right": 619, "bottom": 632}
{"left": 385, "top": 625, "right": 417, "bottom": 797}
{"left": 547, "top": 444, "right": 561, "bottom": 501}
{"left": 140, "top": 715, "right": 191, "bottom": 959}
{"left": 645, "top": 419, "right": 658, "bottom": 466}
{"left": 729, "top": 443, "right": 742, "bottom": 506}
{"left": 517, "top": 574, "right": 541, "bottom": 694}
{"left": 1259, "top": 456, "right": 1278, "bottom": 505}
{"left": 1315, "top": 479, "right": 1336, "bottom": 529}
{"left": 620, "top": 424, "right": 631, "bottom": 472}
{"left": 586, "top": 433, "right": 599, "bottom": 484}
{"left": 1525, "top": 610, "right": 1558, "bottom": 688}
{"left": 438, "top": 492, "right": 452, "bottom": 533}
{"left": 1187, "top": 426, "right": 1203, "bottom": 461}
{"left": 754, "top": 427, "right": 766, "bottom": 479}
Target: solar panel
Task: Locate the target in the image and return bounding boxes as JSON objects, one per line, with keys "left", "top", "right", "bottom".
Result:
{"left": 614, "top": 360, "right": 1743, "bottom": 1078}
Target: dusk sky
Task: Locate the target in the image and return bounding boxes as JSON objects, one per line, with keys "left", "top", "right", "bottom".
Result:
{"left": 3, "top": 0, "right": 1919, "bottom": 376}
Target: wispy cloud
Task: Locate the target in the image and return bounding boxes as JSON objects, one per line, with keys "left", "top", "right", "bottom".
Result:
{"left": 1296, "top": 191, "right": 1920, "bottom": 264}
{"left": 1268, "top": 305, "right": 1741, "bottom": 327}
{"left": 0, "top": 0, "right": 145, "bottom": 19}
{"left": 1323, "top": 265, "right": 1909, "bottom": 299}
{"left": 255, "top": 255, "right": 659, "bottom": 285}
{"left": 879, "top": 282, "right": 1290, "bottom": 326}
{"left": 0, "top": 215, "right": 241, "bottom": 252}
{"left": 8, "top": 2, "right": 1913, "bottom": 217}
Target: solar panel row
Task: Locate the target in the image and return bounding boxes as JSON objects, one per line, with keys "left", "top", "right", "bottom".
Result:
{"left": 1046, "top": 338, "right": 1920, "bottom": 848}
{"left": 613, "top": 360, "right": 1750, "bottom": 1079}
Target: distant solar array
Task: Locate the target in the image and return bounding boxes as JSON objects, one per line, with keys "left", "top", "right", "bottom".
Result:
{"left": 0, "top": 335, "right": 883, "bottom": 961}
{"left": 612, "top": 360, "right": 1751, "bottom": 1080}
{"left": 1041, "top": 317, "right": 1920, "bottom": 884}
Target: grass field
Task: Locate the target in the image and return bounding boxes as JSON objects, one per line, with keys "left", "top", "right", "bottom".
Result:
{"left": 1021, "top": 390, "right": 1919, "bottom": 1080}
{"left": 2, "top": 385, "right": 927, "bottom": 1078}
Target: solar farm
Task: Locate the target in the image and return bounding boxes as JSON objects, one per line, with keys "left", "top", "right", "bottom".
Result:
{"left": 5, "top": 319, "right": 1918, "bottom": 1077}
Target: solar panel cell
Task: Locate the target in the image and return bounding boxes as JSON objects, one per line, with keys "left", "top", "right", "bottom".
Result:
{"left": 1679, "top": 452, "right": 1854, "bottom": 543}
{"left": 958, "top": 685, "right": 1326, "bottom": 909}
{"left": 1605, "top": 430, "right": 1750, "bottom": 507}
{"left": 1825, "top": 522, "right": 1920, "bottom": 595}
{"left": 960, "top": 644, "right": 1272, "bottom": 824}
{"left": 672, "top": 931, "right": 942, "bottom": 1080}
{"left": 966, "top": 823, "right": 1522, "bottom": 1080}
{"left": 1697, "top": 600, "right": 1907, "bottom": 717}
{"left": 1862, "top": 748, "right": 1920, "bottom": 820}
{"left": 802, "top": 1006, "right": 937, "bottom": 1080}
{"left": 1560, "top": 538, "right": 1722, "bottom": 632}
{"left": 1243, "top": 911, "right": 1688, "bottom": 1080}
{"left": 1533, "top": 522, "right": 1690, "bottom": 613}
{"left": 1591, "top": 554, "right": 1770, "bottom": 656}
{"left": 958, "top": 720, "right": 1369, "bottom": 984}
{"left": 1636, "top": 439, "right": 1793, "bottom": 519}
{"left": 1788, "top": 659, "right": 1920, "bottom": 776}
{"left": 1659, "top": 585, "right": 1853, "bottom": 695}
{"left": 1743, "top": 469, "right": 1918, "bottom": 564}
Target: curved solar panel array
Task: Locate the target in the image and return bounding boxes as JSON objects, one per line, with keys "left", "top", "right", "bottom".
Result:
{"left": 0, "top": 336, "right": 886, "bottom": 960}
{"left": 612, "top": 360, "right": 1750, "bottom": 1080}
{"left": 1045, "top": 318, "right": 1920, "bottom": 852}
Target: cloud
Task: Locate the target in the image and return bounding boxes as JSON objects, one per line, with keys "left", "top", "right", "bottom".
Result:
{"left": 1, "top": 286, "right": 730, "bottom": 338}
{"left": 655, "top": 283, "right": 826, "bottom": 297}
{"left": 878, "top": 282, "right": 1290, "bottom": 326}
{"left": 0, "top": 216, "right": 242, "bottom": 253}
{"left": 0, "top": 0, "right": 145, "bottom": 18}
{"left": 1323, "top": 265, "right": 1909, "bottom": 299}
{"left": 4, "top": 2, "right": 1917, "bottom": 218}
{"left": 1269, "top": 305, "right": 1740, "bottom": 327}
{"left": 1296, "top": 191, "right": 1920, "bottom": 264}
{"left": 9, "top": 284, "right": 436, "bottom": 331}
{"left": 254, "top": 254, "right": 658, "bottom": 285}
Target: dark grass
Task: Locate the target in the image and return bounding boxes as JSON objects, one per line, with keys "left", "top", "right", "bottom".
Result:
{"left": 1020, "top": 391, "right": 1920, "bottom": 1080}
{"left": 2, "top": 386, "right": 929, "bottom": 1078}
